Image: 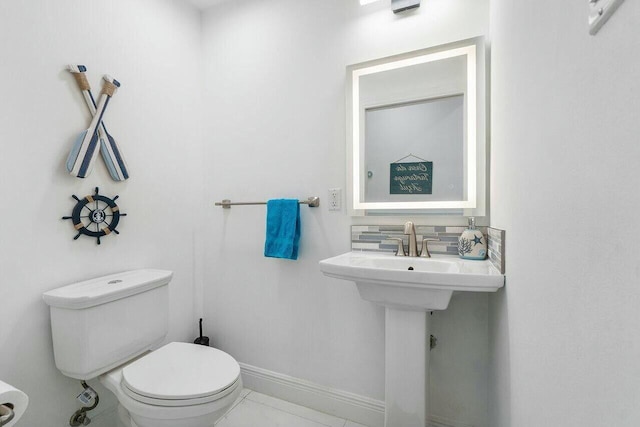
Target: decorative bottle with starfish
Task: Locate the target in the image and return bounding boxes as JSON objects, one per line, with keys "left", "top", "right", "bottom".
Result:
{"left": 458, "top": 217, "right": 487, "bottom": 260}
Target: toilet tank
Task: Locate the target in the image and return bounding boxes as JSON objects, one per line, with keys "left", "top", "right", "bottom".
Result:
{"left": 43, "top": 269, "right": 172, "bottom": 380}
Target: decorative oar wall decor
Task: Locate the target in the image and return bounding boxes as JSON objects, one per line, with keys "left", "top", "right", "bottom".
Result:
{"left": 68, "top": 65, "right": 129, "bottom": 181}
{"left": 62, "top": 187, "right": 126, "bottom": 245}
{"left": 66, "top": 74, "right": 121, "bottom": 179}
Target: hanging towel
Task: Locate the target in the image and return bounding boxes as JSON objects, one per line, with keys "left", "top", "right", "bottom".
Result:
{"left": 264, "top": 199, "right": 300, "bottom": 260}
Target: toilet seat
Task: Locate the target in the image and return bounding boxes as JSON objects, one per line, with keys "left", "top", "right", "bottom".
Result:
{"left": 121, "top": 342, "right": 241, "bottom": 407}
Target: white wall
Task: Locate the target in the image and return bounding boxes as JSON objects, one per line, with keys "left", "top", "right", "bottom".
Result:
{"left": 490, "top": 1, "right": 640, "bottom": 426}
{"left": 201, "top": 0, "right": 380, "bottom": 399}
{"left": 0, "top": 1, "right": 500, "bottom": 425}
{"left": 202, "top": 0, "right": 490, "bottom": 425}
{"left": 0, "top": 0, "right": 204, "bottom": 425}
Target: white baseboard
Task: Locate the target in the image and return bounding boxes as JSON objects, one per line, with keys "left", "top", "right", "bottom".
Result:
{"left": 240, "top": 363, "right": 474, "bottom": 427}
{"left": 239, "top": 362, "right": 385, "bottom": 427}
{"left": 430, "top": 414, "right": 474, "bottom": 427}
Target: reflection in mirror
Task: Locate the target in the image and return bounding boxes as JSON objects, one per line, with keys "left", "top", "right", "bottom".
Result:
{"left": 346, "top": 37, "right": 486, "bottom": 217}
{"left": 365, "top": 95, "right": 464, "bottom": 203}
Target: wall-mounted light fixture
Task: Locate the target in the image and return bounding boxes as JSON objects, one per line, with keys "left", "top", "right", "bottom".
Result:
{"left": 391, "top": 0, "right": 420, "bottom": 13}
{"left": 359, "top": 0, "right": 421, "bottom": 13}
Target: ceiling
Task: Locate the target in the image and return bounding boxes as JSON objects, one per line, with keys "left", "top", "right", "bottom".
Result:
{"left": 185, "top": 0, "right": 230, "bottom": 10}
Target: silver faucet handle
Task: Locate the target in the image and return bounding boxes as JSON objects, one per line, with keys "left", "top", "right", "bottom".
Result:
{"left": 419, "top": 238, "right": 440, "bottom": 258}
{"left": 390, "top": 238, "right": 406, "bottom": 256}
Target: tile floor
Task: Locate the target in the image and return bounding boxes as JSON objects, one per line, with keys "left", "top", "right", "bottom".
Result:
{"left": 91, "top": 388, "right": 371, "bottom": 427}
{"left": 216, "top": 389, "right": 370, "bottom": 427}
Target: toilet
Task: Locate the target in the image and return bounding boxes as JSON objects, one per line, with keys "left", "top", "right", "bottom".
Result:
{"left": 43, "top": 269, "right": 242, "bottom": 427}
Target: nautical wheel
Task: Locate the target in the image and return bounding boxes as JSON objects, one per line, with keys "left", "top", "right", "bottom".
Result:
{"left": 62, "top": 187, "right": 126, "bottom": 245}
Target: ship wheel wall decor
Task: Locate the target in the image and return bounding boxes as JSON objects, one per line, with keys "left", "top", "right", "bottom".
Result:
{"left": 62, "top": 187, "right": 126, "bottom": 245}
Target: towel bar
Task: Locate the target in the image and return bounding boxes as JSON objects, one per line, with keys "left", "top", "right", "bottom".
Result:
{"left": 215, "top": 197, "right": 320, "bottom": 209}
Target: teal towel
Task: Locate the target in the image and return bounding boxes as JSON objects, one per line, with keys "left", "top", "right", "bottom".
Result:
{"left": 264, "top": 199, "right": 300, "bottom": 260}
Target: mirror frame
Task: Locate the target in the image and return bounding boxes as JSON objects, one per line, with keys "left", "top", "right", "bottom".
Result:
{"left": 346, "top": 37, "right": 487, "bottom": 216}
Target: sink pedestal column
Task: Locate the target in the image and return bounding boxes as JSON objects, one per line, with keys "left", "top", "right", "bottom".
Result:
{"left": 385, "top": 308, "right": 429, "bottom": 427}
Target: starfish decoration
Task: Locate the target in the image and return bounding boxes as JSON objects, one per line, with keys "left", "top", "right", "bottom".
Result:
{"left": 472, "top": 235, "right": 483, "bottom": 246}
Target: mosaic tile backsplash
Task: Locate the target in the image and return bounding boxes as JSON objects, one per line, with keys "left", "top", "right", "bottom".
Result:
{"left": 352, "top": 225, "right": 506, "bottom": 274}
{"left": 487, "top": 227, "right": 506, "bottom": 274}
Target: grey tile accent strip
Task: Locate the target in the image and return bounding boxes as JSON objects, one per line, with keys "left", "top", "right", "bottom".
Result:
{"left": 487, "top": 227, "right": 505, "bottom": 274}
{"left": 351, "top": 225, "right": 506, "bottom": 274}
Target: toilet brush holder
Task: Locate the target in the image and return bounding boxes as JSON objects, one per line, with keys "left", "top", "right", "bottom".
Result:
{"left": 194, "top": 318, "right": 210, "bottom": 346}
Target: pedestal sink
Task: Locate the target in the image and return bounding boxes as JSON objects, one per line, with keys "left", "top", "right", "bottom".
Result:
{"left": 319, "top": 252, "right": 504, "bottom": 427}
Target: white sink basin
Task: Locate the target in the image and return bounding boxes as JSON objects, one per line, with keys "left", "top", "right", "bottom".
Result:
{"left": 320, "top": 251, "right": 504, "bottom": 426}
{"left": 319, "top": 251, "right": 504, "bottom": 310}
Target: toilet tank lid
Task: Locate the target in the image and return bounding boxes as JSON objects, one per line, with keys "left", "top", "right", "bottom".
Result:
{"left": 43, "top": 269, "right": 173, "bottom": 310}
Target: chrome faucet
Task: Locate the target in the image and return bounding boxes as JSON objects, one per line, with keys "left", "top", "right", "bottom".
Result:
{"left": 395, "top": 221, "right": 440, "bottom": 258}
{"left": 404, "top": 221, "right": 419, "bottom": 257}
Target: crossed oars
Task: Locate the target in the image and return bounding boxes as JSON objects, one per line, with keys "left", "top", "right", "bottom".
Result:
{"left": 66, "top": 66, "right": 129, "bottom": 180}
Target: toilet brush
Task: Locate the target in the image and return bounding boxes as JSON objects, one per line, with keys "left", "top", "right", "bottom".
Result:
{"left": 194, "top": 318, "right": 210, "bottom": 346}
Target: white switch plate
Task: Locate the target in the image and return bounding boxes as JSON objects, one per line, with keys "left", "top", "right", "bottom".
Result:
{"left": 589, "top": 0, "right": 625, "bottom": 35}
{"left": 328, "top": 188, "right": 342, "bottom": 211}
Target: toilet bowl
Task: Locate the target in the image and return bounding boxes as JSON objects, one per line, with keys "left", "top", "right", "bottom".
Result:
{"left": 100, "top": 342, "right": 242, "bottom": 427}
{"left": 42, "top": 269, "right": 242, "bottom": 427}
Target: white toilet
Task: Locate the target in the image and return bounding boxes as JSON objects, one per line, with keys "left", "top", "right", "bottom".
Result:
{"left": 43, "top": 269, "right": 242, "bottom": 427}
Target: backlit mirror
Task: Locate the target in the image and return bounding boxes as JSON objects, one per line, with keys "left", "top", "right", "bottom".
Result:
{"left": 346, "top": 37, "right": 487, "bottom": 216}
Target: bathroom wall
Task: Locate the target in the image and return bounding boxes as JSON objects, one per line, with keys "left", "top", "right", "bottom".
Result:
{"left": 201, "top": 0, "right": 490, "bottom": 425}
{"left": 490, "top": 1, "right": 640, "bottom": 426}
{"left": 0, "top": 0, "right": 204, "bottom": 425}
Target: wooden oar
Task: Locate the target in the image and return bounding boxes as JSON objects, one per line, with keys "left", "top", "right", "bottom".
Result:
{"left": 66, "top": 75, "right": 120, "bottom": 178}
{"left": 67, "top": 65, "right": 129, "bottom": 181}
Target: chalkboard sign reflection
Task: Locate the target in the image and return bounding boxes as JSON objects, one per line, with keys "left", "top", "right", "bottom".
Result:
{"left": 390, "top": 161, "right": 433, "bottom": 194}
